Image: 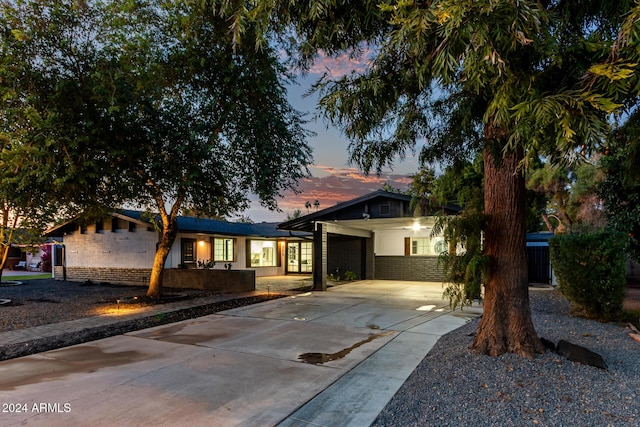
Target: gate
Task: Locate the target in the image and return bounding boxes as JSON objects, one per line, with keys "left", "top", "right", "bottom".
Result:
{"left": 527, "top": 246, "right": 551, "bottom": 284}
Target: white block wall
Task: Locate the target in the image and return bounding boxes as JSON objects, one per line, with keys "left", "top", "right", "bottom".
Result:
{"left": 64, "top": 224, "right": 158, "bottom": 269}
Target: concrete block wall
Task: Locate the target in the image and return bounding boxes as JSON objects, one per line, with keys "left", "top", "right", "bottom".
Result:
{"left": 64, "top": 225, "right": 157, "bottom": 269}
{"left": 374, "top": 256, "right": 446, "bottom": 282}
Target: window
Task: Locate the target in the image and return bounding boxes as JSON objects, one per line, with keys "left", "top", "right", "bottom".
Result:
{"left": 379, "top": 204, "right": 390, "bottom": 216}
{"left": 214, "top": 238, "right": 235, "bottom": 262}
{"left": 181, "top": 238, "right": 196, "bottom": 264}
{"left": 249, "top": 240, "right": 278, "bottom": 267}
{"left": 410, "top": 237, "right": 448, "bottom": 256}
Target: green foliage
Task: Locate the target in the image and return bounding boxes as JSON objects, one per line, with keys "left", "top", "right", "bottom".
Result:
{"left": 526, "top": 159, "right": 605, "bottom": 233}
{"left": 344, "top": 270, "right": 357, "bottom": 281}
{"left": 409, "top": 157, "right": 486, "bottom": 309}
{"left": 549, "top": 231, "right": 627, "bottom": 320}
{"left": 437, "top": 210, "right": 488, "bottom": 310}
{"left": 197, "top": 259, "right": 215, "bottom": 270}
{"left": 1, "top": 0, "right": 313, "bottom": 295}
{"left": 598, "top": 115, "right": 640, "bottom": 262}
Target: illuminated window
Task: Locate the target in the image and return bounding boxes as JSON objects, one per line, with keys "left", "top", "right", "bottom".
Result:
{"left": 411, "top": 237, "right": 447, "bottom": 256}
{"left": 214, "top": 238, "right": 235, "bottom": 262}
{"left": 249, "top": 240, "right": 277, "bottom": 267}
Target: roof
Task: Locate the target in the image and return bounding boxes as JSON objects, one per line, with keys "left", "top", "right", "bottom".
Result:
{"left": 46, "top": 209, "right": 305, "bottom": 239}
{"left": 278, "top": 189, "right": 460, "bottom": 232}
{"left": 120, "top": 210, "right": 299, "bottom": 238}
{"left": 526, "top": 232, "right": 554, "bottom": 242}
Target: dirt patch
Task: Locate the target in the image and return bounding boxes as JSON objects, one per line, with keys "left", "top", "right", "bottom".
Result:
{"left": 624, "top": 285, "right": 640, "bottom": 312}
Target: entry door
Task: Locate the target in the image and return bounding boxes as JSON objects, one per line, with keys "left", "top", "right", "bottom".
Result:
{"left": 287, "top": 243, "right": 299, "bottom": 273}
{"left": 286, "top": 242, "right": 313, "bottom": 273}
{"left": 300, "top": 241, "right": 312, "bottom": 273}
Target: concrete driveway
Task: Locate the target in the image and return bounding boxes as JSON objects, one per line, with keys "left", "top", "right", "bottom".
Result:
{"left": 0, "top": 280, "right": 481, "bottom": 427}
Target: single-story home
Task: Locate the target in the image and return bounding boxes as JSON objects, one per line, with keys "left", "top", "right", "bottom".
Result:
{"left": 45, "top": 210, "right": 312, "bottom": 286}
{"left": 45, "top": 190, "right": 460, "bottom": 289}
{"left": 277, "top": 190, "right": 460, "bottom": 290}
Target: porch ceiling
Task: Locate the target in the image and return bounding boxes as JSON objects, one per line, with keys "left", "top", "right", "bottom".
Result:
{"left": 319, "top": 216, "right": 437, "bottom": 233}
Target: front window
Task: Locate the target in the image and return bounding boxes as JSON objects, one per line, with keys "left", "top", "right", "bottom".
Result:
{"left": 411, "top": 237, "right": 447, "bottom": 256}
{"left": 249, "top": 240, "right": 277, "bottom": 267}
{"left": 214, "top": 238, "right": 235, "bottom": 262}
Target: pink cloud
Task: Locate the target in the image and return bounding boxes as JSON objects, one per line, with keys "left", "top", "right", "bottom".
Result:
{"left": 274, "top": 166, "right": 411, "bottom": 214}
{"left": 308, "top": 48, "right": 373, "bottom": 78}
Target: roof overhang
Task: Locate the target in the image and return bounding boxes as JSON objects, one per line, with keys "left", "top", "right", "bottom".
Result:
{"left": 314, "top": 216, "right": 439, "bottom": 237}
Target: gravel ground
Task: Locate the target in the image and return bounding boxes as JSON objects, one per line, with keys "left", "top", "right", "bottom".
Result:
{"left": 373, "top": 289, "right": 640, "bottom": 427}
{"left": 0, "top": 279, "right": 248, "bottom": 332}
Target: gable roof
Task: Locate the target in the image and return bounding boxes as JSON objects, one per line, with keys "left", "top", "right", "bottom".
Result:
{"left": 278, "top": 190, "right": 460, "bottom": 232}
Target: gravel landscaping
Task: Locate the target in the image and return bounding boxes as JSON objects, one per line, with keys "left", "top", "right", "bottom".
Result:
{"left": 373, "top": 289, "right": 640, "bottom": 427}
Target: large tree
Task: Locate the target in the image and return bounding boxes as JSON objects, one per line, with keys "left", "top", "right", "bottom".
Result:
{"left": 1, "top": 0, "right": 312, "bottom": 297}
{"left": 232, "top": 0, "right": 635, "bottom": 356}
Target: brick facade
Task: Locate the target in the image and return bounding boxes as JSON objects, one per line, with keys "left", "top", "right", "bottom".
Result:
{"left": 54, "top": 266, "right": 152, "bottom": 286}
{"left": 374, "top": 256, "right": 446, "bottom": 282}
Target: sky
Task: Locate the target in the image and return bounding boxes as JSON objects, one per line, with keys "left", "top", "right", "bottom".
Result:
{"left": 239, "top": 53, "right": 423, "bottom": 223}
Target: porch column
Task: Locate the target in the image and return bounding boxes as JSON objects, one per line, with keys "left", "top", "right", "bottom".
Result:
{"left": 313, "top": 222, "right": 327, "bottom": 291}
{"left": 365, "top": 235, "right": 375, "bottom": 279}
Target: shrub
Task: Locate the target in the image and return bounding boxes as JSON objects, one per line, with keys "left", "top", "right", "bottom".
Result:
{"left": 549, "top": 231, "right": 627, "bottom": 320}
{"left": 344, "top": 270, "right": 357, "bottom": 281}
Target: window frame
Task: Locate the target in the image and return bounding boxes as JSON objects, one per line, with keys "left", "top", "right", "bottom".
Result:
{"left": 181, "top": 238, "right": 196, "bottom": 265}
{"left": 213, "top": 237, "right": 236, "bottom": 262}
{"left": 247, "top": 239, "right": 280, "bottom": 267}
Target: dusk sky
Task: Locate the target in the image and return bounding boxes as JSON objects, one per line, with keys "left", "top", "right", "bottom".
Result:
{"left": 240, "top": 53, "right": 422, "bottom": 223}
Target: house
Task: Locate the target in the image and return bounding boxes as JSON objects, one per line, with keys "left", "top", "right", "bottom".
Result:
{"left": 277, "top": 190, "right": 460, "bottom": 290}
{"left": 45, "top": 210, "right": 311, "bottom": 286}
{"left": 45, "top": 190, "right": 459, "bottom": 288}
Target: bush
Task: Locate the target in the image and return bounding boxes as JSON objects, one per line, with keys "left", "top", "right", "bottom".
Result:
{"left": 549, "top": 231, "right": 627, "bottom": 320}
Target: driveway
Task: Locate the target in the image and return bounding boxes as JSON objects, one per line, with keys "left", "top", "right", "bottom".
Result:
{"left": 0, "top": 280, "right": 482, "bottom": 427}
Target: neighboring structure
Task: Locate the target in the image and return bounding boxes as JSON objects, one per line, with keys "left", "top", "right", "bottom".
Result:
{"left": 46, "top": 210, "right": 311, "bottom": 286}
{"left": 5, "top": 246, "right": 44, "bottom": 272}
{"left": 526, "top": 232, "right": 554, "bottom": 285}
{"left": 278, "top": 190, "right": 460, "bottom": 290}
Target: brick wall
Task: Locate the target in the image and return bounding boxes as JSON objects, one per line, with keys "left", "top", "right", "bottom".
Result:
{"left": 374, "top": 256, "right": 446, "bottom": 282}
{"left": 53, "top": 266, "right": 152, "bottom": 286}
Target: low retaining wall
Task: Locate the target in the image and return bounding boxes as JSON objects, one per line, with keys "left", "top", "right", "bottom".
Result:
{"left": 162, "top": 269, "right": 255, "bottom": 292}
{"left": 54, "top": 266, "right": 256, "bottom": 292}
{"left": 53, "top": 266, "right": 151, "bottom": 286}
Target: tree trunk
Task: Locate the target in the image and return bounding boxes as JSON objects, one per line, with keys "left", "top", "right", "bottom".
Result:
{"left": 472, "top": 143, "right": 545, "bottom": 357}
{"left": 0, "top": 246, "right": 7, "bottom": 283}
{"left": 146, "top": 217, "right": 179, "bottom": 298}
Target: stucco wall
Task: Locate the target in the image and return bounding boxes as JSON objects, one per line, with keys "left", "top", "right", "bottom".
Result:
{"left": 374, "top": 226, "right": 439, "bottom": 256}
{"left": 374, "top": 229, "right": 412, "bottom": 256}
{"left": 163, "top": 269, "right": 255, "bottom": 292}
